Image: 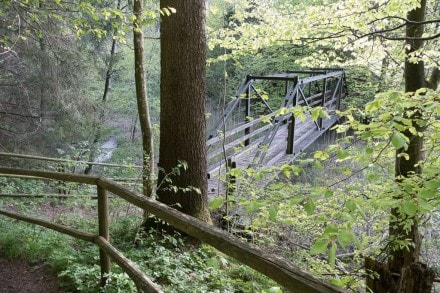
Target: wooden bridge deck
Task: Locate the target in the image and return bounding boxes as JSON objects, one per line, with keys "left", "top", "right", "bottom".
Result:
{"left": 207, "top": 113, "right": 340, "bottom": 196}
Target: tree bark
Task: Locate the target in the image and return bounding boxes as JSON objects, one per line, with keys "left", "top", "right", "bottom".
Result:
{"left": 389, "top": 0, "right": 426, "bottom": 275}
{"left": 157, "top": 0, "right": 211, "bottom": 222}
{"left": 133, "top": 0, "right": 155, "bottom": 197}
{"left": 397, "top": 262, "right": 435, "bottom": 293}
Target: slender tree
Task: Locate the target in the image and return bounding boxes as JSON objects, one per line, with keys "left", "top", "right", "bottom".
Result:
{"left": 133, "top": 0, "right": 155, "bottom": 197}
{"left": 157, "top": 0, "right": 211, "bottom": 222}
{"left": 85, "top": 0, "right": 121, "bottom": 175}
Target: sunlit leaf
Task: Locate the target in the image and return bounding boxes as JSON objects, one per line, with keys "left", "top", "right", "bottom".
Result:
{"left": 310, "top": 238, "right": 328, "bottom": 255}
{"left": 209, "top": 197, "right": 224, "bottom": 209}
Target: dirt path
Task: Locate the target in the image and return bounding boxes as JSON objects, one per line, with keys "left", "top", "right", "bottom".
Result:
{"left": 0, "top": 254, "right": 64, "bottom": 293}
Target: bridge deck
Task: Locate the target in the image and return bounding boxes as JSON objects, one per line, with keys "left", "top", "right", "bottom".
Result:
{"left": 208, "top": 114, "right": 340, "bottom": 196}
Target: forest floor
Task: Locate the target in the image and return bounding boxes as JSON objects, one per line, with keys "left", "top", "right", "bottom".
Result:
{"left": 0, "top": 253, "right": 64, "bottom": 293}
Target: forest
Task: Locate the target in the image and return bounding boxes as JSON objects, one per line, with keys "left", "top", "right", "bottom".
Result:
{"left": 0, "top": 0, "right": 439, "bottom": 292}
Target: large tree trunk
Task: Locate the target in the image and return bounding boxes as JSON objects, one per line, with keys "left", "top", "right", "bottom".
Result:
{"left": 157, "top": 0, "right": 211, "bottom": 222}
{"left": 133, "top": 0, "right": 155, "bottom": 197}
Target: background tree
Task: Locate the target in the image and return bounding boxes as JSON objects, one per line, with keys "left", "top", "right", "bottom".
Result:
{"left": 133, "top": 0, "right": 155, "bottom": 196}
{"left": 157, "top": 0, "right": 211, "bottom": 222}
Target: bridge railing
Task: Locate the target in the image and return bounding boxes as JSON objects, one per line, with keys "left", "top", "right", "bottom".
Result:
{"left": 0, "top": 166, "right": 347, "bottom": 293}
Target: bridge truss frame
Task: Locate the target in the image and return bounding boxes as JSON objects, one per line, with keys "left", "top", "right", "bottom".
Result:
{"left": 207, "top": 69, "right": 346, "bottom": 174}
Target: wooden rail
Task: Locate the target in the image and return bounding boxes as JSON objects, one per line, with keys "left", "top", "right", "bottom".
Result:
{"left": 0, "top": 167, "right": 347, "bottom": 293}
{"left": 0, "top": 152, "right": 142, "bottom": 169}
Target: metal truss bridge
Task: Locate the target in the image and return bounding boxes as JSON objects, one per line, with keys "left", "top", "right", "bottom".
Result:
{"left": 207, "top": 69, "right": 347, "bottom": 195}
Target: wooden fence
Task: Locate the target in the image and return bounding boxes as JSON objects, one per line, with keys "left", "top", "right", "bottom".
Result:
{"left": 0, "top": 166, "right": 347, "bottom": 293}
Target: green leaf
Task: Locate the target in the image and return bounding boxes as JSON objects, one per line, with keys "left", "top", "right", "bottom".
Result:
{"left": 401, "top": 201, "right": 417, "bottom": 217}
{"left": 229, "top": 168, "right": 243, "bottom": 177}
{"left": 246, "top": 201, "right": 263, "bottom": 213}
{"left": 206, "top": 257, "right": 219, "bottom": 268}
{"left": 209, "top": 197, "right": 224, "bottom": 209}
{"left": 338, "top": 230, "right": 353, "bottom": 248}
{"left": 365, "top": 100, "right": 381, "bottom": 114}
{"left": 328, "top": 242, "right": 337, "bottom": 267}
{"left": 304, "top": 198, "right": 316, "bottom": 214}
{"left": 268, "top": 205, "right": 278, "bottom": 221}
{"left": 314, "top": 150, "right": 329, "bottom": 160}
{"left": 311, "top": 107, "right": 322, "bottom": 121}
{"left": 268, "top": 182, "right": 285, "bottom": 191}
{"left": 291, "top": 165, "right": 303, "bottom": 175}
{"left": 336, "top": 149, "right": 350, "bottom": 160}
{"left": 324, "top": 224, "right": 338, "bottom": 235}
{"left": 391, "top": 132, "right": 408, "bottom": 150}
{"left": 290, "top": 196, "right": 305, "bottom": 205}
{"left": 324, "top": 189, "right": 334, "bottom": 198}
{"left": 310, "top": 238, "right": 328, "bottom": 255}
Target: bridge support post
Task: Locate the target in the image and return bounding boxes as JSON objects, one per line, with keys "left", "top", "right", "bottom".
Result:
{"left": 337, "top": 74, "right": 344, "bottom": 111}
{"left": 226, "top": 159, "right": 236, "bottom": 197}
{"left": 97, "top": 186, "right": 111, "bottom": 287}
{"left": 286, "top": 85, "right": 298, "bottom": 155}
{"left": 318, "top": 77, "right": 328, "bottom": 129}
{"left": 244, "top": 86, "right": 251, "bottom": 146}
{"left": 286, "top": 115, "right": 295, "bottom": 154}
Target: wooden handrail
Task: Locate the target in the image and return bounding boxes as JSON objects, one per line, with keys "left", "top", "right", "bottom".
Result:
{"left": 207, "top": 112, "right": 277, "bottom": 146}
{"left": 0, "top": 167, "right": 347, "bottom": 293}
{"left": 0, "top": 209, "right": 96, "bottom": 242}
{"left": 0, "top": 152, "right": 142, "bottom": 169}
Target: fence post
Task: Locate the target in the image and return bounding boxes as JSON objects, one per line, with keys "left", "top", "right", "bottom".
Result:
{"left": 97, "top": 186, "right": 111, "bottom": 287}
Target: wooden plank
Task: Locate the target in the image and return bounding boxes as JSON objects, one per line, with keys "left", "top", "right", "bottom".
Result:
{"left": 0, "top": 209, "right": 96, "bottom": 242}
{"left": 98, "top": 178, "right": 347, "bottom": 293}
{"left": 94, "top": 236, "right": 164, "bottom": 293}
{"left": 208, "top": 136, "right": 265, "bottom": 175}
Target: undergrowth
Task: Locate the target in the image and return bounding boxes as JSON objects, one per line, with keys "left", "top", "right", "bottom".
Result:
{"left": 0, "top": 211, "right": 281, "bottom": 292}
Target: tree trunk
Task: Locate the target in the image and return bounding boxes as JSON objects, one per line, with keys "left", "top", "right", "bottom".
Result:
{"left": 157, "top": 0, "right": 211, "bottom": 222}
{"left": 133, "top": 0, "right": 155, "bottom": 197}
{"left": 397, "top": 262, "right": 435, "bottom": 293}
{"left": 389, "top": 0, "right": 426, "bottom": 275}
